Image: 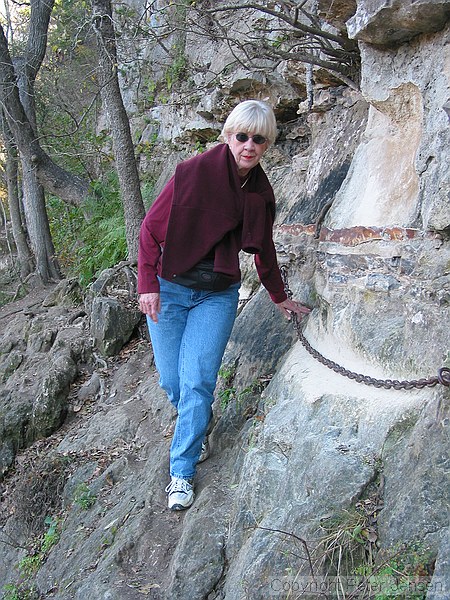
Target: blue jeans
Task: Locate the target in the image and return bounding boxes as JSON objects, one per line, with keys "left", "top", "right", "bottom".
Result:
{"left": 147, "top": 278, "right": 240, "bottom": 480}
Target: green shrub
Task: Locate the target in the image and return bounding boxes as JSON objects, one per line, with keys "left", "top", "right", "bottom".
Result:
{"left": 3, "top": 583, "right": 22, "bottom": 600}
{"left": 48, "top": 171, "right": 127, "bottom": 286}
{"left": 40, "top": 516, "right": 60, "bottom": 554}
{"left": 73, "top": 482, "right": 97, "bottom": 509}
{"left": 3, "top": 516, "right": 62, "bottom": 599}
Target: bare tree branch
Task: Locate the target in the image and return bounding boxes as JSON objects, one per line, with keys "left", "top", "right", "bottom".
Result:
{"left": 149, "top": 1, "right": 360, "bottom": 91}
{"left": 203, "top": 2, "right": 355, "bottom": 49}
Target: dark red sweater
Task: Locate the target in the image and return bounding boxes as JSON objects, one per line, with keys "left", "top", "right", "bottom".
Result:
{"left": 137, "top": 144, "right": 287, "bottom": 303}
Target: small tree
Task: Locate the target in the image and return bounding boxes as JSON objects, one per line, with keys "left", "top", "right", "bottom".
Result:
{"left": 91, "top": 0, "right": 145, "bottom": 263}
{"left": 1, "top": 0, "right": 61, "bottom": 281}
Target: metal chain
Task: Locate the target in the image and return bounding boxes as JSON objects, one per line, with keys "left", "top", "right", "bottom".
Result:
{"left": 280, "top": 266, "right": 450, "bottom": 390}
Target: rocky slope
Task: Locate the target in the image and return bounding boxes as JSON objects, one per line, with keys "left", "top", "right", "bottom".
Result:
{"left": 0, "top": 1, "right": 449, "bottom": 599}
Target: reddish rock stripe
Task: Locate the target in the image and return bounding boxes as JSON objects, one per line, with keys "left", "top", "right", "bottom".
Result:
{"left": 277, "top": 224, "right": 438, "bottom": 246}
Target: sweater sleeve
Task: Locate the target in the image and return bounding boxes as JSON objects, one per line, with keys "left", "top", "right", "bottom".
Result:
{"left": 254, "top": 204, "right": 287, "bottom": 304}
{"left": 137, "top": 177, "right": 174, "bottom": 294}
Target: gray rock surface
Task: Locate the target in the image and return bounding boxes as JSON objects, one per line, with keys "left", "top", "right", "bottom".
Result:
{"left": 0, "top": 296, "right": 90, "bottom": 477}
{"left": 347, "top": 0, "right": 450, "bottom": 45}
{"left": 90, "top": 296, "right": 141, "bottom": 357}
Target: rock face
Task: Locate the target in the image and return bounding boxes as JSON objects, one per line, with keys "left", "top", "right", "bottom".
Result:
{"left": 0, "top": 268, "right": 141, "bottom": 477}
{"left": 1, "top": 1, "right": 449, "bottom": 599}
{"left": 347, "top": 0, "right": 450, "bottom": 45}
{"left": 0, "top": 285, "right": 88, "bottom": 478}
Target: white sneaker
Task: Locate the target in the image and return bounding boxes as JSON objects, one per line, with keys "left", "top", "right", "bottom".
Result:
{"left": 165, "top": 477, "right": 194, "bottom": 510}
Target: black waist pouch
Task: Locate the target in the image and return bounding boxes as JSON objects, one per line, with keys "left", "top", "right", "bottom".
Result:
{"left": 172, "top": 260, "right": 234, "bottom": 292}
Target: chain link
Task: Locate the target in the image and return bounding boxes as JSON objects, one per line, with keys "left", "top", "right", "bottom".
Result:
{"left": 280, "top": 266, "right": 450, "bottom": 390}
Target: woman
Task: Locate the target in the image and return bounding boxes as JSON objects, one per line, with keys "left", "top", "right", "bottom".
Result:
{"left": 138, "top": 100, "right": 310, "bottom": 510}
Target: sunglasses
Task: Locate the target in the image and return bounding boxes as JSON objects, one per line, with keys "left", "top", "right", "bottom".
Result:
{"left": 235, "top": 132, "right": 267, "bottom": 145}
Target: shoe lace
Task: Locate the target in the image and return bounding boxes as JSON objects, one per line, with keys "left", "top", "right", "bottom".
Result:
{"left": 165, "top": 478, "right": 192, "bottom": 495}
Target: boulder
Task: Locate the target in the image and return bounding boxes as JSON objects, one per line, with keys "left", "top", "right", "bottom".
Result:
{"left": 90, "top": 296, "right": 142, "bottom": 357}
{"left": 42, "top": 278, "right": 84, "bottom": 308}
{"left": 347, "top": 0, "right": 450, "bottom": 45}
{"left": 30, "top": 353, "right": 78, "bottom": 440}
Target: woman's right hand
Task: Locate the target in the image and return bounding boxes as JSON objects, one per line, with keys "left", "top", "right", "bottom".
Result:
{"left": 139, "top": 293, "right": 161, "bottom": 323}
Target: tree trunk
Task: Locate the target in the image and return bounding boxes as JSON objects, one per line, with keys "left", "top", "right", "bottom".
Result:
{"left": 91, "top": 0, "right": 145, "bottom": 263}
{"left": 14, "top": 53, "right": 61, "bottom": 282}
{"left": 3, "top": 128, "right": 34, "bottom": 278}
{"left": 0, "top": 23, "right": 89, "bottom": 207}
{"left": 0, "top": 1, "right": 81, "bottom": 282}
{"left": 8, "top": 1, "right": 62, "bottom": 283}
{"left": 21, "top": 153, "right": 61, "bottom": 281}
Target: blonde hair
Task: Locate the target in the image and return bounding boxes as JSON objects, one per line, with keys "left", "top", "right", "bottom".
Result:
{"left": 221, "top": 100, "right": 277, "bottom": 146}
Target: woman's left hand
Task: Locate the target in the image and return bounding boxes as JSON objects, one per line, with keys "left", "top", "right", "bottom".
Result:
{"left": 276, "top": 298, "right": 312, "bottom": 321}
